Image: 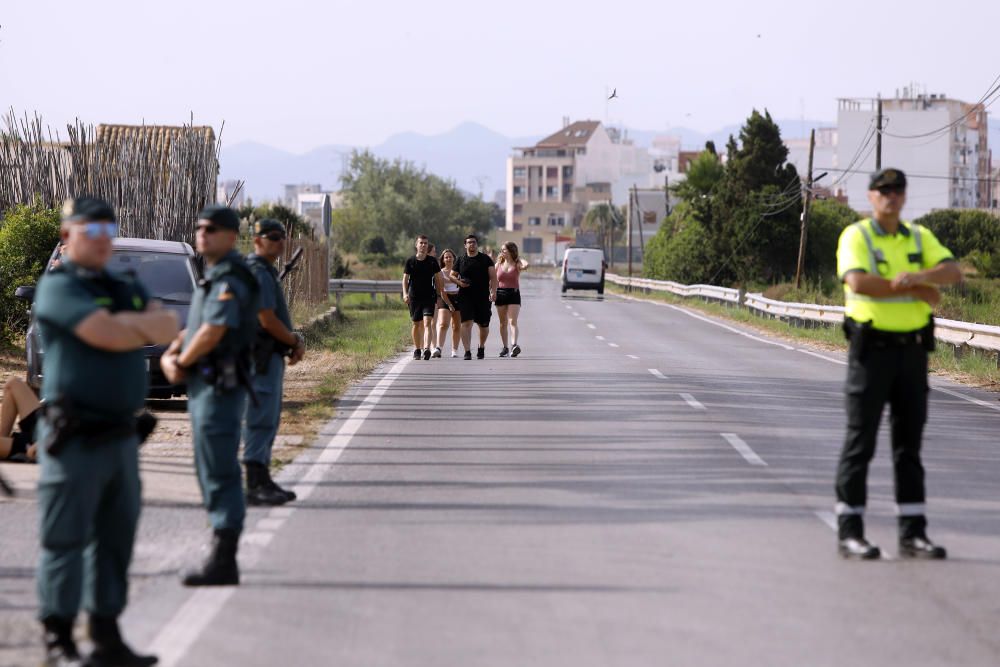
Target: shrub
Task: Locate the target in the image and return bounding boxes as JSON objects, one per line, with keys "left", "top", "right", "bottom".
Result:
{"left": 0, "top": 200, "right": 62, "bottom": 338}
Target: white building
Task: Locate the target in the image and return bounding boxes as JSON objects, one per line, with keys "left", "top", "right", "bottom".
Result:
{"left": 785, "top": 127, "right": 838, "bottom": 181}
{"left": 835, "top": 92, "right": 989, "bottom": 218}
{"left": 504, "top": 119, "right": 661, "bottom": 231}
{"left": 217, "top": 179, "right": 245, "bottom": 208}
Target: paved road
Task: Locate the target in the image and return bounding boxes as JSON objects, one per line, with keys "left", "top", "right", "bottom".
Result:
{"left": 4, "top": 275, "right": 1000, "bottom": 666}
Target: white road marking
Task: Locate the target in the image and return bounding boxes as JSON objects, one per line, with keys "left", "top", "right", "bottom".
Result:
{"left": 572, "top": 311, "right": 580, "bottom": 317}
{"left": 933, "top": 385, "right": 1000, "bottom": 413}
{"left": 648, "top": 369, "right": 667, "bottom": 380}
{"left": 627, "top": 355, "right": 640, "bottom": 360}
{"left": 148, "top": 354, "right": 412, "bottom": 667}
{"left": 268, "top": 506, "right": 294, "bottom": 519}
{"left": 254, "top": 517, "right": 286, "bottom": 532}
{"left": 608, "top": 343, "right": 620, "bottom": 348}
{"left": 595, "top": 335, "right": 605, "bottom": 341}
{"left": 797, "top": 349, "right": 847, "bottom": 365}
{"left": 587, "top": 324, "right": 597, "bottom": 329}
{"left": 721, "top": 433, "right": 767, "bottom": 466}
{"left": 679, "top": 393, "right": 705, "bottom": 410}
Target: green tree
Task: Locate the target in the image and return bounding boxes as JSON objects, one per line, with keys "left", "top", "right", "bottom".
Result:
{"left": 334, "top": 150, "right": 492, "bottom": 258}
{"left": 582, "top": 203, "right": 622, "bottom": 256}
{"left": 671, "top": 144, "right": 724, "bottom": 203}
{"left": 0, "top": 199, "right": 61, "bottom": 337}
{"left": 805, "top": 198, "right": 863, "bottom": 278}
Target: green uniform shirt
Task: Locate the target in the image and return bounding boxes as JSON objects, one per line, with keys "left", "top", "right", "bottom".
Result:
{"left": 837, "top": 218, "right": 954, "bottom": 332}
{"left": 34, "top": 260, "right": 150, "bottom": 420}
{"left": 184, "top": 249, "right": 259, "bottom": 356}
{"left": 247, "top": 254, "right": 292, "bottom": 330}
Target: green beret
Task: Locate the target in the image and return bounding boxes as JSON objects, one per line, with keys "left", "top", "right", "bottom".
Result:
{"left": 62, "top": 196, "right": 116, "bottom": 223}
{"left": 197, "top": 204, "right": 241, "bottom": 231}
{"left": 253, "top": 218, "right": 285, "bottom": 236}
{"left": 868, "top": 168, "right": 907, "bottom": 191}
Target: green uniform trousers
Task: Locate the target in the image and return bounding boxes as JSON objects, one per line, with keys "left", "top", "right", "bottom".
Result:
{"left": 36, "top": 427, "right": 141, "bottom": 620}
{"left": 188, "top": 375, "right": 246, "bottom": 533}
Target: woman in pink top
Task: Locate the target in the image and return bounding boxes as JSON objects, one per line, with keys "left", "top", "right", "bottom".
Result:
{"left": 494, "top": 241, "right": 528, "bottom": 357}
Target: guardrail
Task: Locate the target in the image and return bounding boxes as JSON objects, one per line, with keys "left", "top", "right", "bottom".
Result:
{"left": 607, "top": 273, "right": 1000, "bottom": 356}
{"left": 328, "top": 279, "right": 399, "bottom": 307}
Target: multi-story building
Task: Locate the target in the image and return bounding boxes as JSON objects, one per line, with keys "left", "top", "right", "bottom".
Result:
{"left": 217, "top": 179, "right": 246, "bottom": 208}
{"left": 835, "top": 91, "right": 989, "bottom": 217}
{"left": 504, "top": 119, "right": 657, "bottom": 232}
{"left": 784, "top": 127, "right": 838, "bottom": 180}
{"left": 283, "top": 183, "right": 323, "bottom": 208}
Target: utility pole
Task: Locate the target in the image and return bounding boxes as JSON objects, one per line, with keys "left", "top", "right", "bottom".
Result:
{"left": 634, "top": 185, "right": 646, "bottom": 264}
{"left": 794, "top": 129, "right": 816, "bottom": 289}
{"left": 626, "top": 188, "right": 633, "bottom": 288}
{"left": 875, "top": 97, "right": 883, "bottom": 171}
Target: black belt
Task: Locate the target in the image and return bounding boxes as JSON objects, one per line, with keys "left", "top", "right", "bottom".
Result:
{"left": 867, "top": 328, "right": 926, "bottom": 347}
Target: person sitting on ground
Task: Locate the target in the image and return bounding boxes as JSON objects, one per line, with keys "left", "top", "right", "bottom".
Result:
{"left": 0, "top": 376, "right": 41, "bottom": 462}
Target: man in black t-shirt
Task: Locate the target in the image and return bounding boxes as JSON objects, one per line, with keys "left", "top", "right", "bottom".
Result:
{"left": 403, "top": 235, "right": 452, "bottom": 360}
{"left": 451, "top": 234, "right": 498, "bottom": 360}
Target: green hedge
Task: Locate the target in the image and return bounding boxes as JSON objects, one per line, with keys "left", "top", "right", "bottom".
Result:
{"left": 0, "top": 200, "right": 61, "bottom": 339}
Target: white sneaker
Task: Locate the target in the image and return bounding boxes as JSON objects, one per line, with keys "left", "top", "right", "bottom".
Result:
{"left": 451, "top": 350, "right": 458, "bottom": 358}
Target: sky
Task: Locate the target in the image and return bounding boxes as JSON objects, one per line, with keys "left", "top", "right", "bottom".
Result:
{"left": 2, "top": 0, "right": 999, "bottom": 152}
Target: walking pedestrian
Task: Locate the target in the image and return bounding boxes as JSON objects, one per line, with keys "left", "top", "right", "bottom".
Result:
{"left": 834, "top": 168, "right": 962, "bottom": 560}
{"left": 434, "top": 248, "right": 461, "bottom": 357}
{"left": 243, "top": 219, "right": 305, "bottom": 506}
{"left": 161, "top": 205, "right": 259, "bottom": 586}
{"left": 33, "top": 196, "right": 178, "bottom": 666}
{"left": 451, "top": 234, "right": 497, "bottom": 360}
{"left": 494, "top": 241, "right": 528, "bottom": 358}
{"left": 402, "top": 235, "right": 447, "bottom": 360}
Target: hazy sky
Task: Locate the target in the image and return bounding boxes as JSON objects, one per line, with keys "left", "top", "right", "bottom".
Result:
{"left": 2, "top": 0, "right": 997, "bottom": 152}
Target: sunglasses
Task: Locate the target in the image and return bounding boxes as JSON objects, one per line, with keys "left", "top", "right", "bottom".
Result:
{"left": 79, "top": 221, "right": 117, "bottom": 239}
{"left": 260, "top": 232, "right": 286, "bottom": 242}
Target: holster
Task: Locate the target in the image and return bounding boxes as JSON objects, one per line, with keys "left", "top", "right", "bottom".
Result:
{"left": 39, "top": 397, "right": 139, "bottom": 456}
{"left": 843, "top": 317, "right": 871, "bottom": 363}
{"left": 923, "top": 317, "right": 936, "bottom": 352}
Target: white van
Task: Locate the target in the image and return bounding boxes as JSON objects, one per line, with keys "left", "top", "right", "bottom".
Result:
{"left": 561, "top": 247, "right": 607, "bottom": 294}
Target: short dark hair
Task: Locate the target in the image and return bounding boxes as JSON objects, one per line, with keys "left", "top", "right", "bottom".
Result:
{"left": 464, "top": 234, "right": 478, "bottom": 243}
{"left": 416, "top": 234, "right": 429, "bottom": 241}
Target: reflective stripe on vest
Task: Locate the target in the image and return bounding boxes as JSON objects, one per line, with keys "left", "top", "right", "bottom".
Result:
{"left": 850, "top": 220, "right": 923, "bottom": 304}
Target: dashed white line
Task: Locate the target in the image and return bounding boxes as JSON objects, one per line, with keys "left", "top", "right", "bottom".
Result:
{"left": 627, "top": 355, "right": 640, "bottom": 360}
{"left": 648, "top": 369, "right": 667, "bottom": 380}
{"left": 587, "top": 323, "right": 597, "bottom": 330}
{"left": 679, "top": 393, "right": 705, "bottom": 410}
{"left": 572, "top": 311, "right": 580, "bottom": 317}
{"left": 608, "top": 343, "right": 619, "bottom": 348}
{"left": 721, "top": 433, "right": 767, "bottom": 466}
{"left": 595, "top": 335, "right": 605, "bottom": 341}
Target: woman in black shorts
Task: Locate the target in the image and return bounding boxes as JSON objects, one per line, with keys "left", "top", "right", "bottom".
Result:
{"left": 434, "top": 249, "right": 462, "bottom": 357}
{"left": 0, "top": 376, "right": 40, "bottom": 462}
{"left": 494, "top": 241, "right": 528, "bottom": 358}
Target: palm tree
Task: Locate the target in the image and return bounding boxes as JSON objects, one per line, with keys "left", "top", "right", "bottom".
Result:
{"left": 583, "top": 203, "right": 622, "bottom": 257}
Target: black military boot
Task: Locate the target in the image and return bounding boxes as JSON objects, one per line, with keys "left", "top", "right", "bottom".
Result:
{"left": 262, "top": 466, "right": 297, "bottom": 503}
{"left": 245, "top": 462, "right": 287, "bottom": 506}
{"left": 85, "top": 615, "right": 157, "bottom": 666}
{"left": 42, "top": 616, "right": 81, "bottom": 666}
{"left": 181, "top": 529, "right": 240, "bottom": 587}
{"left": 837, "top": 514, "right": 880, "bottom": 560}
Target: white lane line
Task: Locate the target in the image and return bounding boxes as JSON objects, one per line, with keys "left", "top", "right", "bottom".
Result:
{"left": 595, "top": 335, "right": 606, "bottom": 341}
{"left": 587, "top": 323, "right": 597, "bottom": 330}
{"left": 617, "top": 293, "right": 794, "bottom": 350}
{"left": 933, "top": 385, "right": 1000, "bottom": 413}
{"left": 608, "top": 343, "right": 620, "bottom": 348}
{"left": 721, "top": 433, "right": 767, "bottom": 466}
{"left": 814, "top": 510, "right": 837, "bottom": 531}
{"left": 648, "top": 369, "right": 667, "bottom": 380}
{"left": 679, "top": 393, "right": 705, "bottom": 410}
{"left": 627, "top": 354, "right": 640, "bottom": 360}
{"left": 572, "top": 311, "right": 580, "bottom": 316}
{"left": 797, "top": 349, "right": 847, "bottom": 366}
{"left": 148, "top": 354, "right": 412, "bottom": 667}
{"left": 254, "top": 517, "right": 286, "bottom": 532}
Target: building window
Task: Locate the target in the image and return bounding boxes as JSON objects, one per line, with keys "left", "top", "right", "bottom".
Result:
{"left": 513, "top": 185, "right": 524, "bottom": 197}
{"left": 546, "top": 167, "right": 559, "bottom": 179}
{"left": 513, "top": 204, "right": 523, "bottom": 214}
{"left": 546, "top": 186, "right": 558, "bottom": 197}
{"left": 513, "top": 167, "right": 526, "bottom": 178}
{"left": 528, "top": 217, "right": 541, "bottom": 226}
{"left": 577, "top": 148, "right": 586, "bottom": 155}
{"left": 548, "top": 216, "right": 564, "bottom": 227}
{"left": 522, "top": 237, "right": 543, "bottom": 254}
{"left": 563, "top": 166, "right": 573, "bottom": 178}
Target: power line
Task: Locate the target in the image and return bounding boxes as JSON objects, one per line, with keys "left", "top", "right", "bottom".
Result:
{"left": 814, "top": 166, "right": 997, "bottom": 185}
{"left": 879, "top": 75, "right": 1000, "bottom": 140}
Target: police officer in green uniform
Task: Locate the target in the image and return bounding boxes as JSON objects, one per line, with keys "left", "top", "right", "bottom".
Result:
{"left": 835, "top": 168, "right": 962, "bottom": 560}
{"left": 243, "top": 219, "right": 305, "bottom": 505}
{"left": 34, "top": 197, "right": 179, "bottom": 666}
{"left": 161, "top": 205, "right": 259, "bottom": 586}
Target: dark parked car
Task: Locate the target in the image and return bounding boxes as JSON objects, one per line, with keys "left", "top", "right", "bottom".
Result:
{"left": 18, "top": 238, "right": 199, "bottom": 398}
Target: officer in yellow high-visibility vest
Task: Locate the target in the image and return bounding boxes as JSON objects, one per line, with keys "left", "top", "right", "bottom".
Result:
{"left": 834, "top": 167, "right": 962, "bottom": 560}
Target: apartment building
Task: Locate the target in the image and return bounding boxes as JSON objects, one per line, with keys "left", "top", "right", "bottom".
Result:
{"left": 504, "top": 119, "right": 656, "bottom": 231}
{"left": 836, "top": 91, "right": 989, "bottom": 217}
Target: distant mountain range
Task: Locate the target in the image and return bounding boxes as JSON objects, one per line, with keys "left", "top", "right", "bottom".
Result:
{"left": 221, "top": 119, "right": 1000, "bottom": 202}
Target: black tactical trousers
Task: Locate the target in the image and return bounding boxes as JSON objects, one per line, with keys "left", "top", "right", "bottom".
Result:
{"left": 835, "top": 337, "right": 928, "bottom": 539}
